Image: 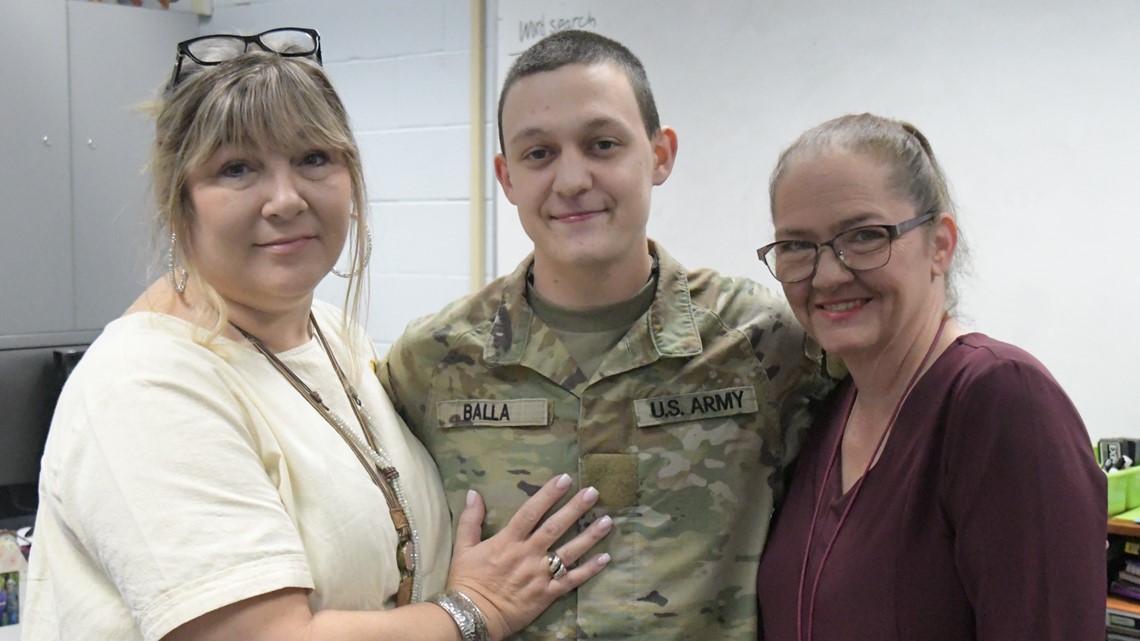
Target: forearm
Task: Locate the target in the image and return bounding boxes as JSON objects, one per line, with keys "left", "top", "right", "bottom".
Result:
{"left": 165, "top": 479, "right": 610, "bottom": 641}
{"left": 311, "top": 602, "right": 465, "bottom": 641}
{"left": 164, "top": 588, "right": 470, "bottom": 641}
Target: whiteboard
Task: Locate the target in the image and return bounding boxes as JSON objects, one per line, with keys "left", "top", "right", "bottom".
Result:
{"left": 493, "top": 0, "right": 1140, "bottom": 444}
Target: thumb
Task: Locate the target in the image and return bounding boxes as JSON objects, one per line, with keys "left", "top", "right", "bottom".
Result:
{"left": 453, "top": 489, "right": 485, "bottom": 554}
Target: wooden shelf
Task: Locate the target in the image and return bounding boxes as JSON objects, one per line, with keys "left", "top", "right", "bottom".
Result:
{"left": 1109, "top": 518, "right": 1140, "bottom": 625}
{"left": 1110, "top": 517, "right": 1140, "bottom": 538}
{"left": 1109, "top": 594, "right": 1140, "bottom": 615}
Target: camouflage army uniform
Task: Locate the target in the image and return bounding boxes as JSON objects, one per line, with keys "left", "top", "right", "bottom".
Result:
{"left": 379, "top": 242, "right": 830, "bottom": 641}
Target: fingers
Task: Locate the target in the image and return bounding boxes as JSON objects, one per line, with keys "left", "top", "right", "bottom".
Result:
{"left": 452, "top": 489, "right": 485, "bottom": 555}
{"left": 499, "top": 473, "right": 575, "bottom": 540}
{"left": 552, "top": 549, "right": 612, "bottom": 594}
{"left": 536, "top": 488, "right": 613, "bottom": 595}
{"left": 445, "top": 475, "right": 613, "bottom": 639}
{"left": 551, "top": 513, "right": 613, "bottom": 568}
{"left": 529, "top": 484, "right": 601, "bottom": 550}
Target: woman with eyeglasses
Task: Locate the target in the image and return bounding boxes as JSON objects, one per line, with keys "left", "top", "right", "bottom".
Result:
{"left": 753, "top": 114, "right": 1105, "bottom": 641}
{"left": 23, "top": 29, "right": 611, "bottom": 641}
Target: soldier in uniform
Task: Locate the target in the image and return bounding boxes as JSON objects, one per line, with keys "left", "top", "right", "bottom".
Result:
{"left": 379, "top": 30, "right": 832, "bottom": 641}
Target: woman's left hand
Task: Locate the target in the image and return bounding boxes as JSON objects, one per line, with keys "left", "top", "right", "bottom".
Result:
{"left": 445, "top": 474, "right": 613, "bottom": 641}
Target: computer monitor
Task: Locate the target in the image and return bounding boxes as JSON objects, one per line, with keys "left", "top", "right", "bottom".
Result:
{"left": 0, "top": 345, "right": 86, "bottom": 518}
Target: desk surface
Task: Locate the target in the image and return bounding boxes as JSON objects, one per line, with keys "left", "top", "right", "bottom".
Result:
{"left": 1111, "top": 517, "right": 1140, "bottom": 538}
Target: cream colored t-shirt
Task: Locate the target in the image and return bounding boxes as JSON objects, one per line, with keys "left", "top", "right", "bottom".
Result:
{"left": 22, "top": 301, "right": 451, "bottom": 641}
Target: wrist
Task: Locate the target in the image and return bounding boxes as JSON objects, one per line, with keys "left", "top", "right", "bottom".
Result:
{"left": 428, "top": 589, "right": 490, "bottom": 641}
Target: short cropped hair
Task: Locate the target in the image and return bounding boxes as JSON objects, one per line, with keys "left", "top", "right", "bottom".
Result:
{"left": 497, "top": 29, "right": 661, "bottom": 151}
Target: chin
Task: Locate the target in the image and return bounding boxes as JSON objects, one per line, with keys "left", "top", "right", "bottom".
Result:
{"left": 548, "top": 245, "right": 612, "bottom": 269}
{"left": 811, "top": 328, "right": 874, "bottom": 361}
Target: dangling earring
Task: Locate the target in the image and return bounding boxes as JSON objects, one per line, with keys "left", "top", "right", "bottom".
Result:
{"left": 167, "top": 230, "right": 188, "bottom": 293}
{"left": 332, "top": 219, "right": 372, "bottom": 278}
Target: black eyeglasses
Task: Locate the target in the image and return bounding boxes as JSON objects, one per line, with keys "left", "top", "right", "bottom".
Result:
{"left": 168, "top": 27, "right": 322, "bottom": 90}
{"left": 756, "top": 212, "right": 937, "bottom": 283}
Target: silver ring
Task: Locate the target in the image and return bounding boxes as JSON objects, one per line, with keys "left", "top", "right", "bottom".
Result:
{"left": 545, "top": 551, "right": 568, "bottom": 580}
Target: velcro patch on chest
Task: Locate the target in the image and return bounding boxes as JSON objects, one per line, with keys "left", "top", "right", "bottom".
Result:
{"left": 633, "top": 386, "right": 758, "bottom": 427}
{"left": 582, "top": 453, "right": 638, "bottom": 508}
{"left": 436, "top": 398, "right": 552, "bottom": 427}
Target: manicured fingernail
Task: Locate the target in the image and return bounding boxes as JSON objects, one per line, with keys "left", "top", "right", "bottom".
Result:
{"left": 597, "top": 553, "right": 611, "bottom": 566}
{"left": 595, "top": 515, "right": 613, "bottom": 532}
{"left": 555, "top": 473, "right": 572, "bottom": 489}
{"left": 467, "top": 489, "right": 477, "bottom": 507}
{"left": 582, "top": 486, "right": 599, "bottom": 503}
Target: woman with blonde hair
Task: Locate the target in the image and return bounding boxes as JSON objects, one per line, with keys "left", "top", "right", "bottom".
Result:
{"left": 24, "top": 28, "right": 610, "bottom": 641}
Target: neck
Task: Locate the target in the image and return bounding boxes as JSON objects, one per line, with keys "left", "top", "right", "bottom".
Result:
{"left": 226, "top": 298, "right": 314, "bottom": 353}
{"left": 845, "top": 311, "right": 960, "bottom": 418}
{"left": 127, "top": 279, "right": 315, "bottom": 353}
{"left": 530, "top": 249, "right": 654, "bottom": 309}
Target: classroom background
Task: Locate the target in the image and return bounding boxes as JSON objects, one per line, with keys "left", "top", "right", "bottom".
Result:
{"left": 3, "top": 1, "right": 1140, "bottom": 637}
{"left": 3, "top": 0, "right": 1136, "bottom": 446}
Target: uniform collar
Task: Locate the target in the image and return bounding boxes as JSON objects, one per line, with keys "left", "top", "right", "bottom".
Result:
{"left": 483, "top": 240, "right": 703, "bottom": 366}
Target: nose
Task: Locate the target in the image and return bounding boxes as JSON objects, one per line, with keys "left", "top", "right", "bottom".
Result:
{"left": 810, "top": 244, "right": 854, "bottom": 288}
{"left": 551, "top": 149, "right": 592, "bottom": 198}
{"left": 261, "top": 166, "right": 307, "bottom": 219}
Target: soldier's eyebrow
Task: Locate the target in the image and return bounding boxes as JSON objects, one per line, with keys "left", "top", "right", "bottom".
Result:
{"left": 508, "top": 126, "right": 548, "bottom": 147}
{"left": 507, "top": 117, "right": 632, "bottom": 148}
{"left": 581, "top": 116, "right": 628, "bottom": 135}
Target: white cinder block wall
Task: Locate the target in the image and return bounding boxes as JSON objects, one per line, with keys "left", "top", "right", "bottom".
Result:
{"left": 207, "top": 0, "right": 485, "bottom": 353}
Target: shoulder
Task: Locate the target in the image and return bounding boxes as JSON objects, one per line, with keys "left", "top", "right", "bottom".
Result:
{"left": 392, "top": 273, "right": 510, "bottom": 357}
{"left": 653, "top": 251, "right": 828, "bottom": 399}
{"left": 78, "top": 313, "right": 239, "bottom": 381}
{"left": 934, "top": 334, "right": 1102, "bottom": 539}
{"left": 55, "top": 315, "right": 257, "bottom": 430}
{"left": 381, "top": 261, "right": 531, "bottom": 405}
{"left": 653, "top": 242, "right": 796, "bottom": 334}
{"left": 686, "top": 268, "right": 794, "bottom": 322}
{"left": 938, "top": 333, "right": 1087, "bottom": 454}
{"left": 945, "top": 333, "right": 1064, "bottom": 396}
{"left": 48, "top": 314, "right": 257, "bottom": 466}
{"left": 683, "top": 266, "right": 807, "bottom": 353}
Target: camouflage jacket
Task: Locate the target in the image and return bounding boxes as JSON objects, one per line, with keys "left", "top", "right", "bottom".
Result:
{"left": 379, "top": 242, "right": 832, "bottom": 641}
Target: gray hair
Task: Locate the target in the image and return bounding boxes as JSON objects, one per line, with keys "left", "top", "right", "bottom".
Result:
{"left": 770, "top": 113, "right": 969, "bottom": 312}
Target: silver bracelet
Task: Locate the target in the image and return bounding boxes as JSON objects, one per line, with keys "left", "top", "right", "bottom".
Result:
{"left": 428, "top": 589, "right": 490, "bottom": 641}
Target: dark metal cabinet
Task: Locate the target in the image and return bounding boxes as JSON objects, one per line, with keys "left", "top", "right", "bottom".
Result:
{"left": 0, "top": 346, "right": 83, "bottom": 488}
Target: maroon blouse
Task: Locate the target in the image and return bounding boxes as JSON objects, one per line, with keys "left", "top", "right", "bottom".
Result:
{"left": 757, "top": 334, "right": 1105, "bottom": 641}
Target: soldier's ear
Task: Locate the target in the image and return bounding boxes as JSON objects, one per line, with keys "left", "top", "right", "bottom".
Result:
{"left": 651, "top": 127, "right": 678, "bottom": 187}
{"left": 494, "top": 153, "right": 519, "bottom": 204}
